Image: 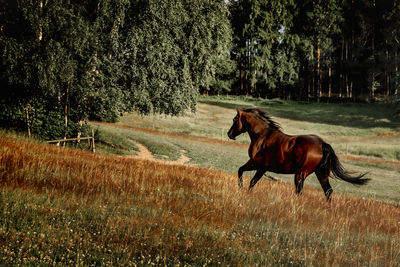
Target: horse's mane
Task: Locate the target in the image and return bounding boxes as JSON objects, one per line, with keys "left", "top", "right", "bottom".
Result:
{"left": 243, "top": 108, "right": 282, "bottom": 130}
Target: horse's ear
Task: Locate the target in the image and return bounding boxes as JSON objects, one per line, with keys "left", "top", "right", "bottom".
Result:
{"left": 236, "top": 108, "right": 242, "bottom": 116}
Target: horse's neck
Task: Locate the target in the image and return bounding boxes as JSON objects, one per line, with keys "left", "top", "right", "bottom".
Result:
{"left": 246, "top": 119, "right": 271, "bottom": 141}
{"left": 245, "top": 115, "right": 285, "bottom": 143}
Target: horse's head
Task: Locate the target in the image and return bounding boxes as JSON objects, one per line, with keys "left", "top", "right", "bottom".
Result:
{"left": 227, "top": 109, "right": 246, "bottom": 140}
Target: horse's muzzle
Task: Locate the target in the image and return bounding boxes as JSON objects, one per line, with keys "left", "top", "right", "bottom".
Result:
{"left": 227, "top": 130, "right": 236, "bottom": 140}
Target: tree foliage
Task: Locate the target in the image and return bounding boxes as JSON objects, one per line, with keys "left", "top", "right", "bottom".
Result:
{"left": 231, "top": 0, "right": 400, "bottom": 102}
{"left": 1, "top": 0, "right": 399, "bottom": 139}
{"left": 0, "top": 0, "right": 232, "bottom": 138}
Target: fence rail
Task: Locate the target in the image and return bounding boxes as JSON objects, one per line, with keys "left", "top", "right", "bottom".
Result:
{"left": 47, "top": 129, "right": 95, "bottom": 153}
{"left": 47, "top": 137, "right": 93, "bottom": 143}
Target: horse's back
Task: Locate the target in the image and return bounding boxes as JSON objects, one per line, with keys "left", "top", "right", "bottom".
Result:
{"left": 292, "top": 134, "right": 324, "bottom": 172}
{"left": 295, "top": 134, "right": 324, "bottom": 145}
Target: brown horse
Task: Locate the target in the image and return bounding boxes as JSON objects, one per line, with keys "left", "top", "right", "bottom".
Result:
{"left": 227, "top": 108, "right": 370, "bottom": 201}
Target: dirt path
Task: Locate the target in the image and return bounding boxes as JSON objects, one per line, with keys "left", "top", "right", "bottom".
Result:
{"left": 129, "top": 139, "right": 191, "bottom": 165}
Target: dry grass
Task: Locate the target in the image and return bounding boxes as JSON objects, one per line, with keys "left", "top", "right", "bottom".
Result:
{"left": 1, "top": 135, "right": 399, "bottom": 266}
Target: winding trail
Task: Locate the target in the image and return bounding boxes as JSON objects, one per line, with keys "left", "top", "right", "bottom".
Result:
{"left": 129, "top": 139, "right": 191, "bottom": 165}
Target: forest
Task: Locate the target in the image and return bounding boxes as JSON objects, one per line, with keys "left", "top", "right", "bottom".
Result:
{"left": 1, "top": 0, "right": 400, "bottom": 139}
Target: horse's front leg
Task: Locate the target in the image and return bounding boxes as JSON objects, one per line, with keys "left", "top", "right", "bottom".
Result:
{"left": 238, "top": 159, "right": 257, "bottom": 188}
{"left": 249, "top": 168, "right": 267, "bottom": 191}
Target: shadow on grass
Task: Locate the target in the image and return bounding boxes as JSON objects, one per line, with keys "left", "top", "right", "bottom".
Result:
{"left": 199, "top": 97, "right": 400, "bottom": 130}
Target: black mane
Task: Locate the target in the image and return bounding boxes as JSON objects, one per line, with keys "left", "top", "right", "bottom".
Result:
{"left": 243, "top": 108, "right": 282, "bottom": 130}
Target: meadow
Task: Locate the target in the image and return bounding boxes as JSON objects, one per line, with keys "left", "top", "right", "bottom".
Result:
{"left": 93, "top": 96, "right": 400, "bottom": 202}
{"left": 1, "top": 96, "right": 400, "bottom": 265}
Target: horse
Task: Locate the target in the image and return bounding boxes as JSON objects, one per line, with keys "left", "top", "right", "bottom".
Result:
{"left": 227, "top": 108, "right": 370, "bottom": 201}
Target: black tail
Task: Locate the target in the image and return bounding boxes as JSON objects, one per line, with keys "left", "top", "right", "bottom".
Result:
{"left": 319, "top": 143, "right": 370, "bottom": 185}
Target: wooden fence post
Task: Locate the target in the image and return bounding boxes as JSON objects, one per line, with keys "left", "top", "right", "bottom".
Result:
{"left": 77, "top": 132, "right": 81, "bottom": 146}
{"left": 91, "top": 128, "right": 95, "bottom": 153}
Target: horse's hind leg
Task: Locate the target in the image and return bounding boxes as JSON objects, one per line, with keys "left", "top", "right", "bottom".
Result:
{"left": 315, "top": 168, "right": 333, "bottom": 202}
{"left": 294, "top": 170, "right": 313, "bottom": 195}
{"left": 294, "top": 173, "right": 305, "bottom": 195}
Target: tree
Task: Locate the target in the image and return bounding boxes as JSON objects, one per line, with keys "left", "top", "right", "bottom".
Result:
{"left": 0, "top": 0, "right": 233, "bottom": 138}
{"left": 0, "top": 0, "right": 77, "bottom": 138}
{"left": 80, "top": 0, "right": 131, "bottom": 122}
{"left": 0, "top": 0, "right": 126, "bottom": 137}
{"left": 384, "top": 0, "right": 400, "bottom": 97}
{"left": 230, "top": 0, "right": 310, "bottom": 98}
{"left": 333, "top": 0, "right": 399, "bottom": 101}
{"left": 123, "top": 0, "right": 232, "bottom": 114}
{"left": 293, "top": 0, "right": 343, "bottom": 100}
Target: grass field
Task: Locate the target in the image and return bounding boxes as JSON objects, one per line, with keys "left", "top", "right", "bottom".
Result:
{"left": 1, "top": 96, "right": 400, "bottom": 265}
{"left": 92, "top": 96, "right": 400, "bottom": 202}
{"left": 1, "top": 135, "right": 400, "bottom": 266}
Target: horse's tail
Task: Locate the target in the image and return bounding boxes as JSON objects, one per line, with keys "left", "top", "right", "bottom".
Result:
{"left": 319, "top": 143, "right": 370, "bottom": 185}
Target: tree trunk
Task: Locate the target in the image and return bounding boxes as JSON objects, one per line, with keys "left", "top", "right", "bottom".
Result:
{"left": 350, "top": 29, "right": 355, "bottom": 100}
{"left": 339, "top": 37, "right": 345, "bottom": 98}
{"left": 345, "top": 40, "right": 349, "bottom": 98}
{"left": 316, "top": 40, "right": 321, "bottom": 101}
{"left": 328, "top": 65, "right": 332, "bottom": 98}
{"left": 370, "top": 13, "right": 375, "bottom": 99}
{"left": 386, "top": 47, "right": 390, "bottom": 97}
{"left": 307, "top": 74, "right": 311, "bottom": 100}
{"left": 245, "top": 38, "right": 250, "bottom": 95}
{"left": 64, "top": 80, "right": 70, "bottom": 139}
{"left": 240, "top": 58, "right": 244, "bottom": 93}
{"left": 310, "top": 72, "right": 313, "bottom": 100}
{"left": 395, "top": 49, "right": 398, "bottom": 96}
{"left": 26, "top": 104, "right": 31, "bottom": 138}
{"left": 245, "top": 72, "right": 248, "bottom": 95}
{"left": 39, "top": 0, "right": 43, "bottom": 41}
{"left": 350, "top": 80, "right": 353, "bottom": 99}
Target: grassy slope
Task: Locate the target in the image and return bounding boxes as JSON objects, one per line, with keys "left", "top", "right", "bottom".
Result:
{"left": 92, "top": 96, "right": 400, "bottom": 202}
{"left": 1, "top": 96, "right": 399, "bottom": 265}
{"left": 1, "top": 136, "right": 399, "bottom": 266}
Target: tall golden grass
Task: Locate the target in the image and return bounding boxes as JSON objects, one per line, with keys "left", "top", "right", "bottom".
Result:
{"left": 1, "top": 135, "right": 399, "bottom": 265}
